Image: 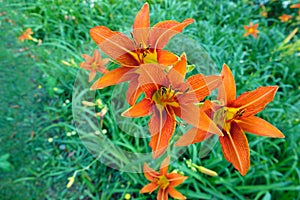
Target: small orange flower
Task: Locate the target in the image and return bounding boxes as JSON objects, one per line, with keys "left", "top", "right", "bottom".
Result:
{"left": 176, "top": 64, "right": 285, "bottom": 176}
{"left": 260, "top": 4, "right": 268, "bottom": 18}
{"left": 243, "top": 22, "right": 259, "bottom": 38}
{"left": 90, "top": 3, "right": 194, "bottom": 105}
{"left": 140, "top": 156, "right": 187, "bottom": 200}
{"left": 279, "top": 14, "right": 293, "bottom": 22}
{"left": 122, "top": 55, "right": 223, "bottom": 158}
{"left": 260, "top": 11, "right": 268, "bottom": 18}
{"left": 80, "top": 50, "right": 110, "bottom": 82}
{"left": 18, "top": 28, "right": 34, "bottom": 42}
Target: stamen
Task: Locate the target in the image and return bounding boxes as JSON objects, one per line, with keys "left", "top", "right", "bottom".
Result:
{"left": 183, "top": 87, "right": 190, "bottom": 93}
{"left": 146, "top": 44, "right": 151, "bottom": 50}
{"left": 161, "top": 87, "right": 167, "bottom": 96}
{"left": 143, "top": 52, "right": 147, "bottom": 58}
{"left": 235, "top": 109, "right": 245, "bottom": 118}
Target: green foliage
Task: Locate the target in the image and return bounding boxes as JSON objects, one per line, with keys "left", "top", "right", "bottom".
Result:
{"left": 0, "top": 0, "right": 299, "bottom": 199}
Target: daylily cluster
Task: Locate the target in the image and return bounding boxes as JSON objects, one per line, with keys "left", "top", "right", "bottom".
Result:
{"left": 244, "top": 3, "right": 300, "bottom": 39}
{"left": 79, "top": 3, "right": 285, "bottom": 199}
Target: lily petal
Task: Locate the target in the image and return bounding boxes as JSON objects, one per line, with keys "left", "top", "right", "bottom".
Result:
{"left": 168, "top": 187, "right": 186, "bottom": 200}
{"left": 173, "top": 105, "right": 223, "bottom": 136}
{"left": 157, "top": 49, "right": 179, "bottom": 66}
{"left": 122, "top": 98, "right": 153, "bottom": 117}
{"left": 170, "top": 53, "right": 187, "bottom": 80}
{"left": 149, "top": 108, "right": 176, "bottom": 158}
{"left": 149, "top": 18, "right": 195, "bottom": 50}
{"left": 140, "top": 182, "right": 158, "bottom": 194}
{"left": 93, "top": 49, "right": 101, "bottom": 62}
{"left": 175, "top": 127, "right": 212, "bottom": 146}
{"left": 219, "top": 122, "right": 250, "bottom": 176}
{"left": 88, "top": 71, "right": 96, "bottom": 82}
{"left": 139, "top": 64, "right": 168, "bottom": 91}
{"left": 143, "top": 163, "right": 160, "bottom": 181}
{"left": 157, "top": 188, "right": 168, "bottom": 200}
{"left": 160, "top": 156, "right": 170, "bottom": 175}
{"left": 90, "top": 26, "right": 138, "bottom": 66}
{"left": 167, "top": 173, "right": 188, "bottom": 187}
{"left": 126, "top": 77, "right": 144, "bottom": 105}
{"left": 218, "top": 64, "right": 236, "bottom": 105}
{"left": 237, "top": 116, "right": 284, "bottom": 138}
{"left": 81, "top": 54, "right": 93, "bottom": 64}
{"left": 186, "top": 74, "right": 222, "bottom": 101}
{"left": 91, "top": 67, "right": 134, "bottom": 90}
{"left": 133, "top": 3, "right": 150, "bottom": 46}
{"left": 172, "top": 104, "right": 199, "bottom": 126}
{"left": 232, "top": 86, "right": 278, "bottom": 117}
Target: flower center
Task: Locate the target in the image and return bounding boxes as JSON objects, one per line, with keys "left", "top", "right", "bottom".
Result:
{"left": 152, "top": 86, "right": 180, "bottom": 111}
{"left": 131, "top": 41, "right": 158, "bottom": 64}
{"left": 91, "top": 61, "right": 98, "bottom": 70}
{"left": 156, "top": 175, "right": 169, "bottom": 190}
{"left": 213, "top": 107, "right": 245, "bottom": 132}
{"left": 249, "top": 28, "right": 254, "bottom": 34}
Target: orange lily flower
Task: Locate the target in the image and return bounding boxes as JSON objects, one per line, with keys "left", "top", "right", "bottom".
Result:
{"left": 18, "top": 28, "right": 34, "bottom": 42}
{"left": 79, "top": 50, "right": 110, "bottom": 82}
{"left": 140, "top": 156, "right": 187, "bottom": 200}
{"left": 279, "top": 14, "right": 293, "bottom": 22}
{"left": 243, "top": 22, "right": 259, "bottom": 38}
{"left": 176, "top": 64, "right": 284, "bottom": 175}
{"left": 90, "top": 3, "right": 194, "bottom": 104}
{"left": 122, "top": 56, "right": 223, "bottom": 158}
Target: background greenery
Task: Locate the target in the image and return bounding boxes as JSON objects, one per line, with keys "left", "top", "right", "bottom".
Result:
{"left": 0, "top": 0, "right": 299, "bottom": 199}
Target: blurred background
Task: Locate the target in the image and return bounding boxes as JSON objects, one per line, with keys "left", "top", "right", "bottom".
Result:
{"left": 0, "top": 0, "right": 299, "bottom": 199}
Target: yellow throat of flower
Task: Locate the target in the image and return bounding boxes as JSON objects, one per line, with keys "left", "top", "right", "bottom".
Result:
{"left": 156, "top": 175, "right": 169, "bottom": 190}
{"left": 248, "top": 28, "right": 254, "bottom": 34}
{"left": 152, "top": 86, "right": 180, "bottom": 111}
{"left": 130, "top": 42, "right": 158, "bottom": 64}
{"left": 91, "top": 61, "right": 98, "bottom": 70}
{"left": 213, "top": 107, "right": 245, "bottom": 133}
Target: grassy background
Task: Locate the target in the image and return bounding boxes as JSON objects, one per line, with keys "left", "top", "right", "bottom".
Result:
{"left": 0, "top": 0, "right": 299, "bottom": 199}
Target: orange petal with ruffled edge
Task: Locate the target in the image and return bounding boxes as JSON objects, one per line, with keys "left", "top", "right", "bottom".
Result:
{"left": 186, "top": 74, "right": 222, "bottom": 101}
{"left": 91, "top": 67, "right": 134, "bottom": 90}
{"left": 219, "top": 122, "right": 250, "bottom": 176}
{"left": 133, "top": 3, "right": 150, "bottom": 46}
{"left": 168, "top": 187, "right": 186, "bottom": 200}
{"left": 149, "top": 108, "right": 176, "bottom": 158}
{"left": 122, "top": 98, "right": 153, "bottom": 117}
{"left": 218, "top": 64, "right": 236, "bottom": 105}
{"left": 237, "top": 116, "right": 284, "bottom": 138}
{"left": 140, "top": 182, "right": 158, "bottom": 194}
{"left": 157, "top": 49, "right": 179, "bottom": 66}
{"left": 232, "top": 86, "right": 278, "bottom": 118}
{"left": 149, "top": 18, "right": 195, "bottom": 50}
{"left": 90, "top": 26, "right": 138, "bottom": 66}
